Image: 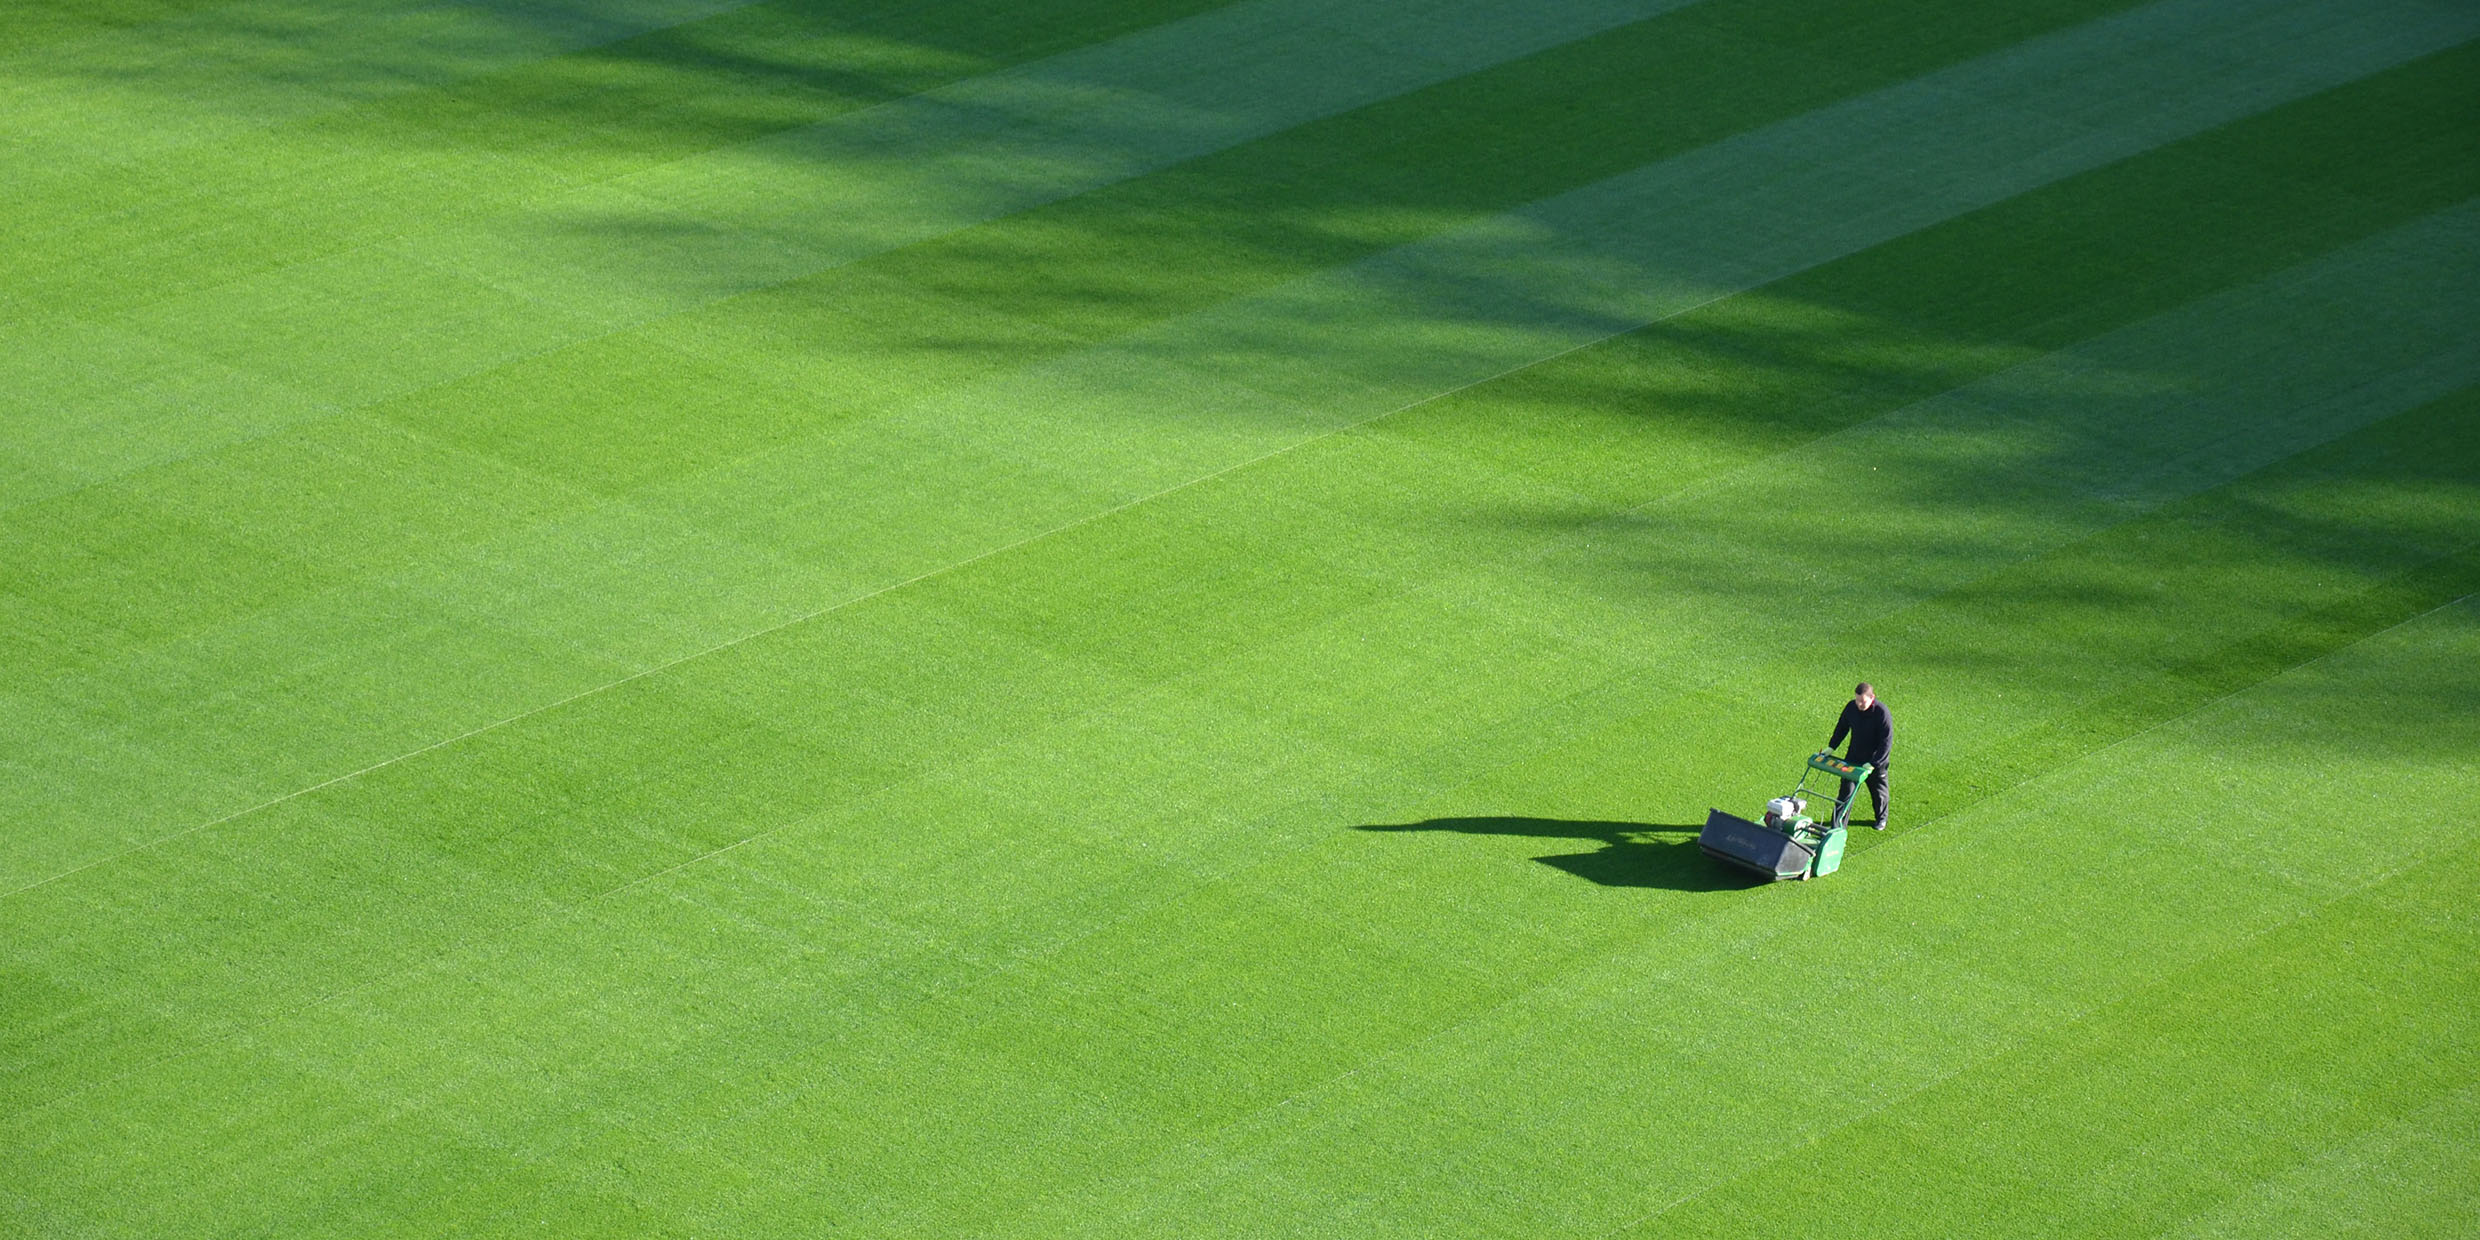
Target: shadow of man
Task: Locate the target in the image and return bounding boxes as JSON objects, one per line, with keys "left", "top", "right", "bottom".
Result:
{"left": 1352, "top": 817, "right": 1764, "bottom": 892}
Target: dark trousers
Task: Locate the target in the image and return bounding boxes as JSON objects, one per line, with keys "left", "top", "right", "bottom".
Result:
{"left": 1837, "top": 758, "right": 1890, "bottom": 827}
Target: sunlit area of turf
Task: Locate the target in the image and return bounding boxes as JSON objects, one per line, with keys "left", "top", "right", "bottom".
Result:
{"left": 4, "top": 0, "right": 2475, "bottom": 1235}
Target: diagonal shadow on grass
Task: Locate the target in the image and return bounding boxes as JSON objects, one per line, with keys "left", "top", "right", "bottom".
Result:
{"left": 1354, "top": 817, "right": 1764, "bottom": 891}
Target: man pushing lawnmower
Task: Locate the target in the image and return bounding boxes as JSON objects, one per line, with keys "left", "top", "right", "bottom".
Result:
{"left": 1697, "top": 681, "right": 1895, "bottom": 881}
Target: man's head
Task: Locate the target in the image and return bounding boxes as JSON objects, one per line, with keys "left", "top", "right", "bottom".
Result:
{"left": 1854, "top": 682, "right": 1876, "bottom": 709}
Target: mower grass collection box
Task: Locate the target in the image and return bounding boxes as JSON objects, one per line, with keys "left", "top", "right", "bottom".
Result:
{"left": 1698, "top": 751, "right": 1868, "bottom": 881}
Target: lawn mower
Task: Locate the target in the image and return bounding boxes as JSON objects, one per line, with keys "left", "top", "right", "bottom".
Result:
{"left": 1697, "top": 750, "right": 1873, "bottom": 881}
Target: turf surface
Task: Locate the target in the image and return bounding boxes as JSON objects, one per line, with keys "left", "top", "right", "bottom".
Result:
{"left": 4, "top": 0, "right": 2477, "bottom": 1235}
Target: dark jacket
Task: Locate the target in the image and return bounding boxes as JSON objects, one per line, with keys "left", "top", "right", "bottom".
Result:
{"left": 1831, "top": 700, "right": 1892, "bottom": 766}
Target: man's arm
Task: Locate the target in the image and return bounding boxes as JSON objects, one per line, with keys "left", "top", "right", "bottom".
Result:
{"left": 1829, "top": 704, "right": 1852, "bottom": 750}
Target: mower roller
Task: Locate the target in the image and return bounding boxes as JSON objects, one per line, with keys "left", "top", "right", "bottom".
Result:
{"left": 1698, "top": 751, "right": 1873, "bottom": 881}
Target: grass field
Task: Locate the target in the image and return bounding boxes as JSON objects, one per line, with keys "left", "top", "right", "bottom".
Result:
{"left": 5, "top": 0, "right": 2478, "bottom": 1235}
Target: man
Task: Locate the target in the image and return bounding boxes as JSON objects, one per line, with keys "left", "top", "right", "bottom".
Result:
{"left": 1829, "top": 682, "right": 1893, "bottom": 830}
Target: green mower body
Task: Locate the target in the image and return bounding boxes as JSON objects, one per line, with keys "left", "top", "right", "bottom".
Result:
{"left": 1698, "top": 752, "right": 1864, "bottom": 880}
{"left": 1807, "top": 824, "right": 1847, "bottom": 877}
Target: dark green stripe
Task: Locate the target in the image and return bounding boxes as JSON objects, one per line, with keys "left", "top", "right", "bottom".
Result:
{"left": 1389, "top": 40, "right": 2480, "bottom": 505}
